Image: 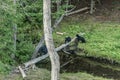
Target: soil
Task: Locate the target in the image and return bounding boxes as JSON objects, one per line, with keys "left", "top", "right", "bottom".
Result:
{"left": 68, "top": 0, "right": 120, "bottom": 23}
{"left": 93, "top": 0, "right": 120, "bottom": 22}
{"left": 60, "top": 54, "right": 120, "bottom": 80}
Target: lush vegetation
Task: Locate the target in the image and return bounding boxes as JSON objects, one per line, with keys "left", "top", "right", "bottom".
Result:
{"left": 61, "top": 72, "right": 113, "bottom": 80}
{"left": 0, "top": 0, "right": 72, "bottom": 74}
{"left": 0, "top": 0, "right": 42, "bottom": 65}
{"left": 0, "top": 0, "right": 43, "bottom": 74}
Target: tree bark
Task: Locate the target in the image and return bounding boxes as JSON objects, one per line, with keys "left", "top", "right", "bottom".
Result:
{"left": 43, "top": 0, "right": 60, "bottom": 80}
{"left": 66, "top": 0, "right": 69, "bottom": 11}
{"left": 13, "top": 0, "right": 17, "bottom": 51}
{"left": 31, "top": 36, "right": 44, "bottom": 59}
{"left": 66, "top": 7, "right": 89, "bottom": 16}
{"left": 11, "top": 0, "right": 17, "bottom": 59}
{"left": 90, "top": 0, "right": 95, "bottom": 14}
{"left": 56, "top": 0, "right": 61, "bottom": 11}
{"left": 18, "top": 66, "right": 26, "bottom": 78}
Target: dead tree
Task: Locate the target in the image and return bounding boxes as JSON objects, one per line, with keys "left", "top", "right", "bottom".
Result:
{"left": 56, "top": 0, "right": 61, "bottom": 11}
{"left": 43, "top": 0, "right": 60, "bottom": 80}
{"left": 11, "top": 0, "right": 17, "bottom": 59}
{"left": 90, "top": 0, "right": 95, "bottom": 14}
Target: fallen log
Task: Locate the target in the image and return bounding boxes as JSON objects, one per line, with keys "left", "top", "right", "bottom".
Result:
{"left": 24, "top": 37, "right": 76, "bottom": 67}
{"left": 66, "top": 7, "right": 89, "bottom": 16}
{"left": 53, "top": 14, "right": 65, "bottom": 29}
{"left": 31, "top": 36, "right": 44, "bottom": 59}
{"left": 60, "top": 59, "right": 74, "bottom": 68}
{"left": 18, "top": 66, "right": 27, "bottom": 78}
{"left": 53, "top": 7, "right": 89, "bottom": 28}
{"left": 53, "top": 6, "right": 76, "bottom": 29}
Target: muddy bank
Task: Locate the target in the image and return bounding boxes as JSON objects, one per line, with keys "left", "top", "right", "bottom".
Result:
{"left": 37, "top": 51, "right": 120, "bottom": 80}
{"left": 60, "top": 55, "right": 120, "bottom": 80}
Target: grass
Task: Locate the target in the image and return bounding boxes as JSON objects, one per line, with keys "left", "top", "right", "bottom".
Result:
{"left": 1, "top": 68, "right": 113, "bottom": 80}
{"left": 53, "top": 19, "right": 120, "bottom": 63}
{"left": 61, "top": 72, "right": 113, "bottom": 80}
{"left": 0, "top": 75, "right": 4, "bottom": 80}
{"left": 3, "top": 68, "right": 51, "bottom": 80}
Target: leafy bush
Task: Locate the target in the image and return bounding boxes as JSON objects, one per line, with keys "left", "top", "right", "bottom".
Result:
{"left": 0, "top": 61, "right": 11, "bottom": 74}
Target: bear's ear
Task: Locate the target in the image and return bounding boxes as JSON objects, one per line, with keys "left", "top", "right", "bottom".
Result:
{"left": 76, "top": 34, "right": 79, "bottom": 37}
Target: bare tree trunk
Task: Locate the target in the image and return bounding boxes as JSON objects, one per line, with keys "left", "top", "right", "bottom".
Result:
{"left": 12, "top": 24, "right": 17, "bottom": 59}
{"left": 13, "top": 0, "right": 17, "bottom": 49}
{"left": 66, "top": 0, "right": 69, "bottom": 12}
{"left": 90, "top": 0, "right": 95, "bottom": 14}
{"left": 43, "top": 0, "right": 60, "bottom": 80}
{"left": 12, "top": 0, "right": 17, "bottom": 59}
{"left": 56, "top": 0, "right": 61, "bottom": 11}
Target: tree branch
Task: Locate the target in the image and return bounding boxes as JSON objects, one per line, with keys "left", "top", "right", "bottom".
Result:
{"left": 66, "top": 7, "right": 89, "bottom": 16}
{"left": 60, "top": 59, "right": 73, "bottom": 68}
{"left": 18, "top": 66, "right": 27, "bottom": 78}
{"left": 31, "top": 36, "right": 44, "bottom": 59}
{"left": 53, "top": 7, "right": 89, "bottom": 29}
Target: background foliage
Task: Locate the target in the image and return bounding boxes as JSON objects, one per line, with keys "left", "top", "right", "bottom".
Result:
{"left": 0, "top": 0, "right": 72, "bottom": 73}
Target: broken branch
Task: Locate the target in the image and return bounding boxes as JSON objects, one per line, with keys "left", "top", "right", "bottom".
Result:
{"left": 31, "top": 36, "right": 44, "bottom": 59}
{"left": 18, "top": 66, "right": 27, "bottom": 78}
{"left": 66, "top": 7, "right": 89, "bottom": 16}
{"left": 60, "top": 59, "right": 73, "bottom": 68}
